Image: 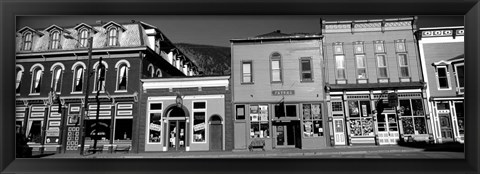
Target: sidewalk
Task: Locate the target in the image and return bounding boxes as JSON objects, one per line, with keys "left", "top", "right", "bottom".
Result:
{"left": 42, "top": 145, "right": 427, "bottom": 158}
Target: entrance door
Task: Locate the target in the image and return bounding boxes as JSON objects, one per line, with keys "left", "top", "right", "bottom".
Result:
{"left": 333, "top": 119, "right": 346, "bottom": 145}
{"left": 439, "top": 114, "right": 454, "bottom": 141}
{"left": 168, "top": 120, "right": 186, "bottom": 151}
{"left": 275, "top": 123, "right": 297, "bottom": 148}
{"left": 377, "top": 113, "right": 399, "bottom": 145}
{"left": 209, "top": 122, "right": 222, "bottom": 151}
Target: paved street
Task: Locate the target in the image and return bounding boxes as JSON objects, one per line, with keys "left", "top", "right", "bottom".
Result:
{"left": 40, "top": 145, "right": 463, "bottom": 159}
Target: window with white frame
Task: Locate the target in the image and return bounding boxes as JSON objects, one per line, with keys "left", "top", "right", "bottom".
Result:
{"left": 94, "top": 62, "right": 107, "bottom": 92}
{"left": 270, "top": 52, "right": 282, "bottom": 82}
{"left": 241, "top": 61, "right": 252, "bottom": 83}
{"left": 399, "top": 99, "right": 426, "bottom": 135}
{"left": 192, "top": 101, "right": 206, "bottom": 142}
{"left": 16, "top": 66, "right": 24, "bottom": 94}
{"left": 72, "top": 65, "right": 84, "bottom": 92}
{"left": 114, "top": 118, "right": 132, "bottom": 141}
{"left": 22, "top": 32, "right": 33, "bottom": 51}
{"left": 249, "top": 105, "right": 269, "bottom": 138}
{"left": 454, "top": 101, "right": 464, "bottom": 136}
{"left": 302, "top": 104, "right": 323, "bottom": 137}
{"left": 147, "top": 64, "right": 154, "bottom": 77}
{"left": 376, "top": 54, "right": 388, "bottom": 78}
{"left": 51, "top": 65, "right": 63, "bottom": 93}
{"left": 348, "top": 100, "right": 373, "bottom": 136}
{"left": 436, "top": 66, "right": 450, "bottom": 89}
{"left": 156, "top": 69, "right": 162, "bottom": 77}
{"left": 49, "top": 30, "right": 61, "bottom": 50}
{"left": 235, "top": 105, "right": 246, "bottom": 120}
{"left": 454, "top": 63, "right": 464, "bottom": 93}
{"left": 107, "top": 27, "right": 118, "bottom": 46}
{"left": 79, "top": 28, "right": 89, "bottom": 48}
{"left": 148, "top": 102, "right": 162, "bottom": 143}
{"left": 300, "top": 57, "right": 313, "bottom": 81}
{"left": 355, "top": 54, "right": 367, "bottom": 79}
{"left": 335, "top": 55, "right": 346, "bottom": 79}
{"left": 117, "top": 64, "right": 128, "bottom": 91}
{"left": 398, "top": 54, "right": 410, "bottom": 77}
{"left": 31, "top": 67, "right": 43, "bottom": 94}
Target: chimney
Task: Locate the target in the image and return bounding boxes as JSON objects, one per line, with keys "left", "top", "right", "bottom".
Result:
{"left": 96, "top": 20, "right": 104, "bottom": 25}
{"left": 276, "top": 30, "right": 281, "bottom": 33}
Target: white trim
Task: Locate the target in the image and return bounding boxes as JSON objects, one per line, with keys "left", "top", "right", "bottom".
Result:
{"left": 453, "top": 63, "right": 465, "bottom": 94}
{"left": 418, "top": 36, "right": 464, "bottom": 44}
{"left": 114, "top": 59, "right": 131, "bottom": 69}
{"left": 16, "top": 64, "right": 25, "bottom": 72}
{"left": 116, "top": 63, "right": 129, "bottom": 91}
{"left": 148, "top": 95, "right": 225, "bottom": 101}
{"left": 146, "top": 101, "right": 163, "bottom": 145}
{"left": 50, "top": 62, "right": 65, "bottom": 71}
{"left": 29, "top": 63, "right": 45, "bottom": 72}
{"left": 142, "top": 77, "right": 229, "bottom": 91}
{"left": 432, "top": 97, "right": 464, "bottom": 101}
{"left": 396, "top": 89, "right": 422, "bottom": 93}
{"left": 147, "top": 64, "right": 154, "bottom": 77}
{"left": 191, "top": 100, "right": 207, "bottom": 144}
{"left": 419, "top": 26, "right": 464, "bottom": 30}
{"left": 71, "top": 61, "right": 86, "bottom": 70}
{"left": 93, "top": 60, "right": 109, "bottom": 69}
{"left": 345, "top": 91, "right": 370, "bottom": 94}
{"left": 329, "top": 92, "right": 343, "bottom": 95}
{"left": 435, "top": 66, "right": 452, "bottom": 91}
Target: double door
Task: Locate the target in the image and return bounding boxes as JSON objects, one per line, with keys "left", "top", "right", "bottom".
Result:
{"left": 274, "top": 122, "right": 300, "bottom": 148}
{"left": 168, "top": 120, "right": 186, "bottom": 151}
{"left": 377, "top": 113, "right": 399, "bottom": 145}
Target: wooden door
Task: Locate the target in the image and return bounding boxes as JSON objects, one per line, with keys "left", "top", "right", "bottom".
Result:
{"left": 439, "top": 114, "right": 454, "bottom": 141}
{"left": 209, "top": 123, "right": 222, "bottom": 151}
{"left": 333, "top": 119, "right": 346, "bottom": 145}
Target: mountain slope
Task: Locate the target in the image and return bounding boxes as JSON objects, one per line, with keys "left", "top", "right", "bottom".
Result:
{"left": 174, "top": 43, "right": 231, "bottom": 76}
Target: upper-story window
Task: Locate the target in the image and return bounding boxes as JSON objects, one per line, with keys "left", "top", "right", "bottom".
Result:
{"left": 156, "top": 69, "right": 162, "bottom": 77}
{"left": 270, "top": 52, "right": 282, "bottom": 83}
{"left": 79, "top": 28, "right": 89, "bottom": 48}
{"left": 72, "top": 62, "right": 85, "bottom": 93}
{"left": 51, "top": 64, "right": 64, "bottom": 93}
{"left": 147, "top": 64, "right": 154, "bottom": 77}
{"left": 115, "top": 60, "right": 130, "bottom": 91}
{"left": 377, "top": 55, "right": 388, "bottom": 78}
{"left": 94, "top": 61, "right": 108, "bottom": 92}
{"left": 30, "top": 65, "right": 44, "bottom": 94}
{"left": 241, "top": 61, "right": 253, "bottom": 83}
{"left": 107, "top": 27, "right": 118, "bottom": 46}
{"left": 22, "top": 32, "right": 33, "bottom": 51}
{"left": 300, "top": 57, "right": 313, "bottom": 82}
{"left": 333, "top": 43, "right": 346, "bottom": 80}
{"left": 395, "top": 39, "right": 409, "bottom": 78}
{"left": 353, "top": 42, "right": 367, "bottom": 79}
{"left": 436, "top": 66, "right": 451, "bottom": 90}
{"left": 49, "top": 30, "right": 61, "bottom": 50}
{"left": 16, "top": 65, "right": 24, "bottom": 94}
{"left": 454, "top": 63, "right": 465, "bottom": 94}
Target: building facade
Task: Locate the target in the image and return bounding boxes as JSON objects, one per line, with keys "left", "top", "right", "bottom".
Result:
{"left": 139, "top": 76, "right": 232, "bottom": 152}
{"left": 322, "top": 17, "right": 432, "bottom": 146}
{"left": 15, "top": 20, "right": 199, "bottom": 154}
{"left": 417, "top": 26, "right": 465, "bottom": 143}
{"left": 231, "top": 31, "right": 328, "bottom": 150}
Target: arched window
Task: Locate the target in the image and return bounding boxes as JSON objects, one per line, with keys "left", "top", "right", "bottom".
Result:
{"left": 147, "top": 64, "right": 154, "bottom": 77}
{"left": 49, "top": 30, "right": 61, "bottom": 49}
{"left": 51, "top": 65, "right": 63, "bottom": 93}
{"left": 107, "top": 27, "right": 118, "bottom": 46}
{"left": 16, "top": 66, "right": 24, "bottom": 94}
{"left": 117, "top": 64, "right": 128, "bottom": 90}
{"left": 22, "top": 32, "right": 33, "bottom": 51}
{"left": 156, "top": 69, "right": 162, "bottom": 77}
{"left": 79, "top": 28, "right": 89, "bottom": 48}
{"left": 94, "top": 61, "right": 108, "bottom": 92}
{"left": 73, "top": 66, "right": 84, "bottom": 92}
{"left": 31, "top": 67, "right": 43, "bottom": 94}
{"left": 270, "top": 52, "right": 282, "bottom": 82}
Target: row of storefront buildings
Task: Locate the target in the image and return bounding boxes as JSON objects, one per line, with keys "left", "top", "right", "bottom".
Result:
{"left": 15, "top": 17, "right": 464, "bottom": 154}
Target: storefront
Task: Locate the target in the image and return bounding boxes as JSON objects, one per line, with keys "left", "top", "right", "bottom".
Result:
{"left": 327, "top": 88, "right": 432, "bottom": 146}
{"left": 140, "top": 76, "right": 231, "bottom": 152}
{"left": 430, "top": 98, "right": 464, "bottom": 143}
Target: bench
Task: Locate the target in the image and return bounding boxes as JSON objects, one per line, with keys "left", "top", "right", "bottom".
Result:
{"left": 114, "top": 145, "right": 131, "bottom": 153}
{"left": 87, "top": 145, "right": 104, "bottom": 153}
{"left": 248, "top": 139, "right": 265, "bottom": 151}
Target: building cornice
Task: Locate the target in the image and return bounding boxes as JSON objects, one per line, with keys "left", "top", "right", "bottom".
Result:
{"left": 141, "top": 76, "right": 230, "bottom": 91}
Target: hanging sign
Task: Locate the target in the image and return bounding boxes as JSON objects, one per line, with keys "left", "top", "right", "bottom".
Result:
{"left": 193, "top": 123, "right": 205, "bottom": 132}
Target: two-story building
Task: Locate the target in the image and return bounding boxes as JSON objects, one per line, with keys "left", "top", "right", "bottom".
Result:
{"left": 322, "top": 17, "right": 432, "bottom": 146}
{"left": 230, "top": 31, "right": 328, "bottom": 150}
{"left": 416, "top": 26, "right": 464, "bottom": 143}
{"left": 15, "top": 20, "right": 199, "bottom": 154}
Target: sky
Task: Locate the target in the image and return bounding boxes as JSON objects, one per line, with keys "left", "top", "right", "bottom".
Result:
{"left": 17, "top": 15, "right": 463, "bottom": 47}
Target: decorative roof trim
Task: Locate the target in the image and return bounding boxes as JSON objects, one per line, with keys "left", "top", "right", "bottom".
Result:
{"left": 101, "top": 21, "right": 127, "bottom": 31}
{"left": 17, "top": 26, "right": 44, "bottom": 36}
{"left": 44, "top": 24, "right": 68, "bottom": 33}
{"left": 73, "top": 23, "right": 99, "bottom": 33}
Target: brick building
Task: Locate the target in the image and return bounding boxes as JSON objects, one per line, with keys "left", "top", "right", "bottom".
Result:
{"left": 230, "top": 31, "right": 328, "bottom": 150}
{"left": 416, "top": 26, "right": 465, "bottom": 143}
{"left": 15, "top": 20, "right": 199, "bottom": 154}
{"left": 322, "top": 17, "right": 432, "bottom": 146}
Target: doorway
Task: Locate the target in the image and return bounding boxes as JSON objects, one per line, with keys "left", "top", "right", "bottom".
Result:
{"left": 439, "top": 114, "right": 454, "bottom": 141}
{"left": 333, "top": 118, "right": 346, "bottom": 145}
{"left": 168, "top": 120, "right": 186, "bottom": 151}
{"left": 274, "top": 122, "right": 300, "bottom": 148}
{"left": 377, "top": 113, "right": 399, "bottom": 145}
{"left": 209, "top": 115, "right": 223, "bottom": 151}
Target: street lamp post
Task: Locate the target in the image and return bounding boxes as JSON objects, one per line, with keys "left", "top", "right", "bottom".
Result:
{"left": 63, "top": 33, "right": 93, "bottom": 155}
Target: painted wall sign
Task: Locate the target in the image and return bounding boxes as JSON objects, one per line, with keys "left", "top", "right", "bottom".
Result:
{"left": 272, "top": 90, "right": 295, "bottom": 96}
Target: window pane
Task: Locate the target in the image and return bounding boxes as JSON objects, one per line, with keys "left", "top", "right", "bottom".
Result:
{"left": 193, "top": 102, "right": 206, "bottom": 109}
{"left": 439, "top": 77, "right": 449, "bottom": 88}
{"left": 85, "top": 119, "right": 111, "bottom": 141}
{"left": 337, "top": 69, "right": 345, "bottom": 79}
{"left": 356, "top": 55, "right": 365, "bottom": 68}
{"left": 335, "top": 55, "right": 345, "bottom": 68}
{"left": 411, "top": 99, "right": 424, "bottom": 116}
{"left": 302, "top": 73, "right": 312, "bottom": 80}
{"left": 150, "top": 103, "right": 162, "bottom": 110}
{"left": 414, "top": 117, "right": 426, "bottom": 134}
{"left": 271, "top": 60, "right": 280, "bottom": 69}
{"left": 28, "top": 121, "right": 42, "bottom": 143}
{"left": 438, "top": 67, "right": 447, "bottom": 77}
{"left": 457, "top": 65, "right": 464, "bottom": 87}
{"left": 259, "top": 105, "right": 269, "bottom": 122}
{"left": 260, "top": 123, "right": 269, "bottom": 138}
{"left": 313, "top": 120, "right": 323, "bottom": 136}
{"left": 301, "top": 60, "right": 311, "bottom": 71}
{"left": 75, "top": 68, "right": 83, "bottom": 92}
{"left": 436, "top": 102, "right": 450, "bottom": 110}
{"left": 399, "top": 100, "right": 412, "bottom": 116}
{"left": 193, "top": 112, "right": 206, "bottom": 142}
{"left": 379, "top": 68, "right": 388, "bottom": 78}
{"left": 242, "top": 63, "right": 251, "bottom": 73}
{"left": 377, "top": 55, "right": 386, "bottom": 66}
{"left": 236, "top": 105, "right": 245, "bottom": 120}
{"left": 312, "top": 104, "right": 321, "bottom": 119}
{"left": 243, "top": 75, "right": 251, "bottom": 83}
{"left": 357, "top": 69, "right": 367, "bottom": 79}
{"left": 455, "top": 102, "right": 464, "bottom": 135}
{"left": 286, "top": 105, "right": 297, "bottom": 117}
{"left": 398, "top": 54, "right": 408, "bottom": 66}
{"left": 348, "top": 101, "right": 359, "bottom": 117}
{"left": 401, "top": 67, "right": 409, "bottom": 77}
{"left": 304, "top": 121, "right": 313, "bottom": 137}
{"left": 115, "top": 119, "right": 132, "bottom": 141}
{"left": 332, "top": 102, "right": 343, "bottom": 112}
{"left": 272, "top": 70, "right": 281, "bottom": 81}
{"left": 149, "top": 113, "right": 162, "bottom": 142}
{"left": 302, "top": 104, "right": 312, "bottom": 120}
{"left": 250, "top": 123, "right": 259, "bottom": 138}
{"left": 402, "top": 117, "right": 414, "bottom": 134}
{"left": 359, "top": 101, "right": 371, "bottom": 117}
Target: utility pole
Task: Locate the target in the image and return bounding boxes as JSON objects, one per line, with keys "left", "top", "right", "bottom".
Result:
{"left": 92, "top": 57, "right": 104, "bottom": 154}
{"left": 79, "top": 36, "right": 93, "bottom": 155}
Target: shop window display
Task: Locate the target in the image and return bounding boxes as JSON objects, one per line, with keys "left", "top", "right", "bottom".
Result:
{"left": 455, "top": 102, "right": 464, "bottom": 135}
{"left": 85, "top": 119, "right": 111, "bottom": 142}
{"left": 399, "top": 99, "right": 426, "bottom": 135}
{"left": 250, "top": 105, "right": 270, "bottom": 138}
{"left": 114, "top": 119, "right": 132, "bottom": 142}
{"left": 236, "top": 105, "right": 245, "bottom": 120}
{"left": 348, "top": 100, "right": 373, "bottom": 136}
{"left": 27, "top": 120, "right": 42, "bottom": 143}
{"left": 148, "top": 103, "right": 162, "bottom": 143}
{"left": 193, "top": 112, "right": 206, "bottom": 142}
{"left": 303, "top": 104, "right": 323, "bottom": 137}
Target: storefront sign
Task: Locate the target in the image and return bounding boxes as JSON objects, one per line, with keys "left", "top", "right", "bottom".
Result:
{"left": 46, "top": 130, "right": 60, "bottom": 137}
{"left": 272, "top": 90, "right": 295, "bottom": 96}
{"left": 193, "top": 123, "right": 205, "bottom": 132}
{"left": 149, "top": 123, "right": 161, "bottom": 132}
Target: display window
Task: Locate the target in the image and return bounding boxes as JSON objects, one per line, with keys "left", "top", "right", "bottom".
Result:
{"left": 235, "top": 105, "right": 245, "bottom": 120}
{"left": 399, "top": 99, "right": 426, "bottom": 135}
{"left": 26, "top": 120, "right": 43, "bottom": 143}
{"left": 250, "top": 105, "right": 270, "bottom": 138}
{"left": 454, "top": 102, "right": 464, "bottom": 135}
{"left": 192, "top": 101, "right": 206, "bottom": 143}
{"left": 348, "top": 100, "right": 373, "bottom": 136}
{"left": 85, "top": 119, "right": 111, "bottom": 142}
{"left": 302, "top": 104, "right": 323, "bottom": 137}
{"left": 148, "top": 102, "right": 162, "bottom": 143}
{"left": 274, "top": 104, "right": 297, "bottom": 118}
{"left": 114, "top": 119, "right": 132, "bottom": 142}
